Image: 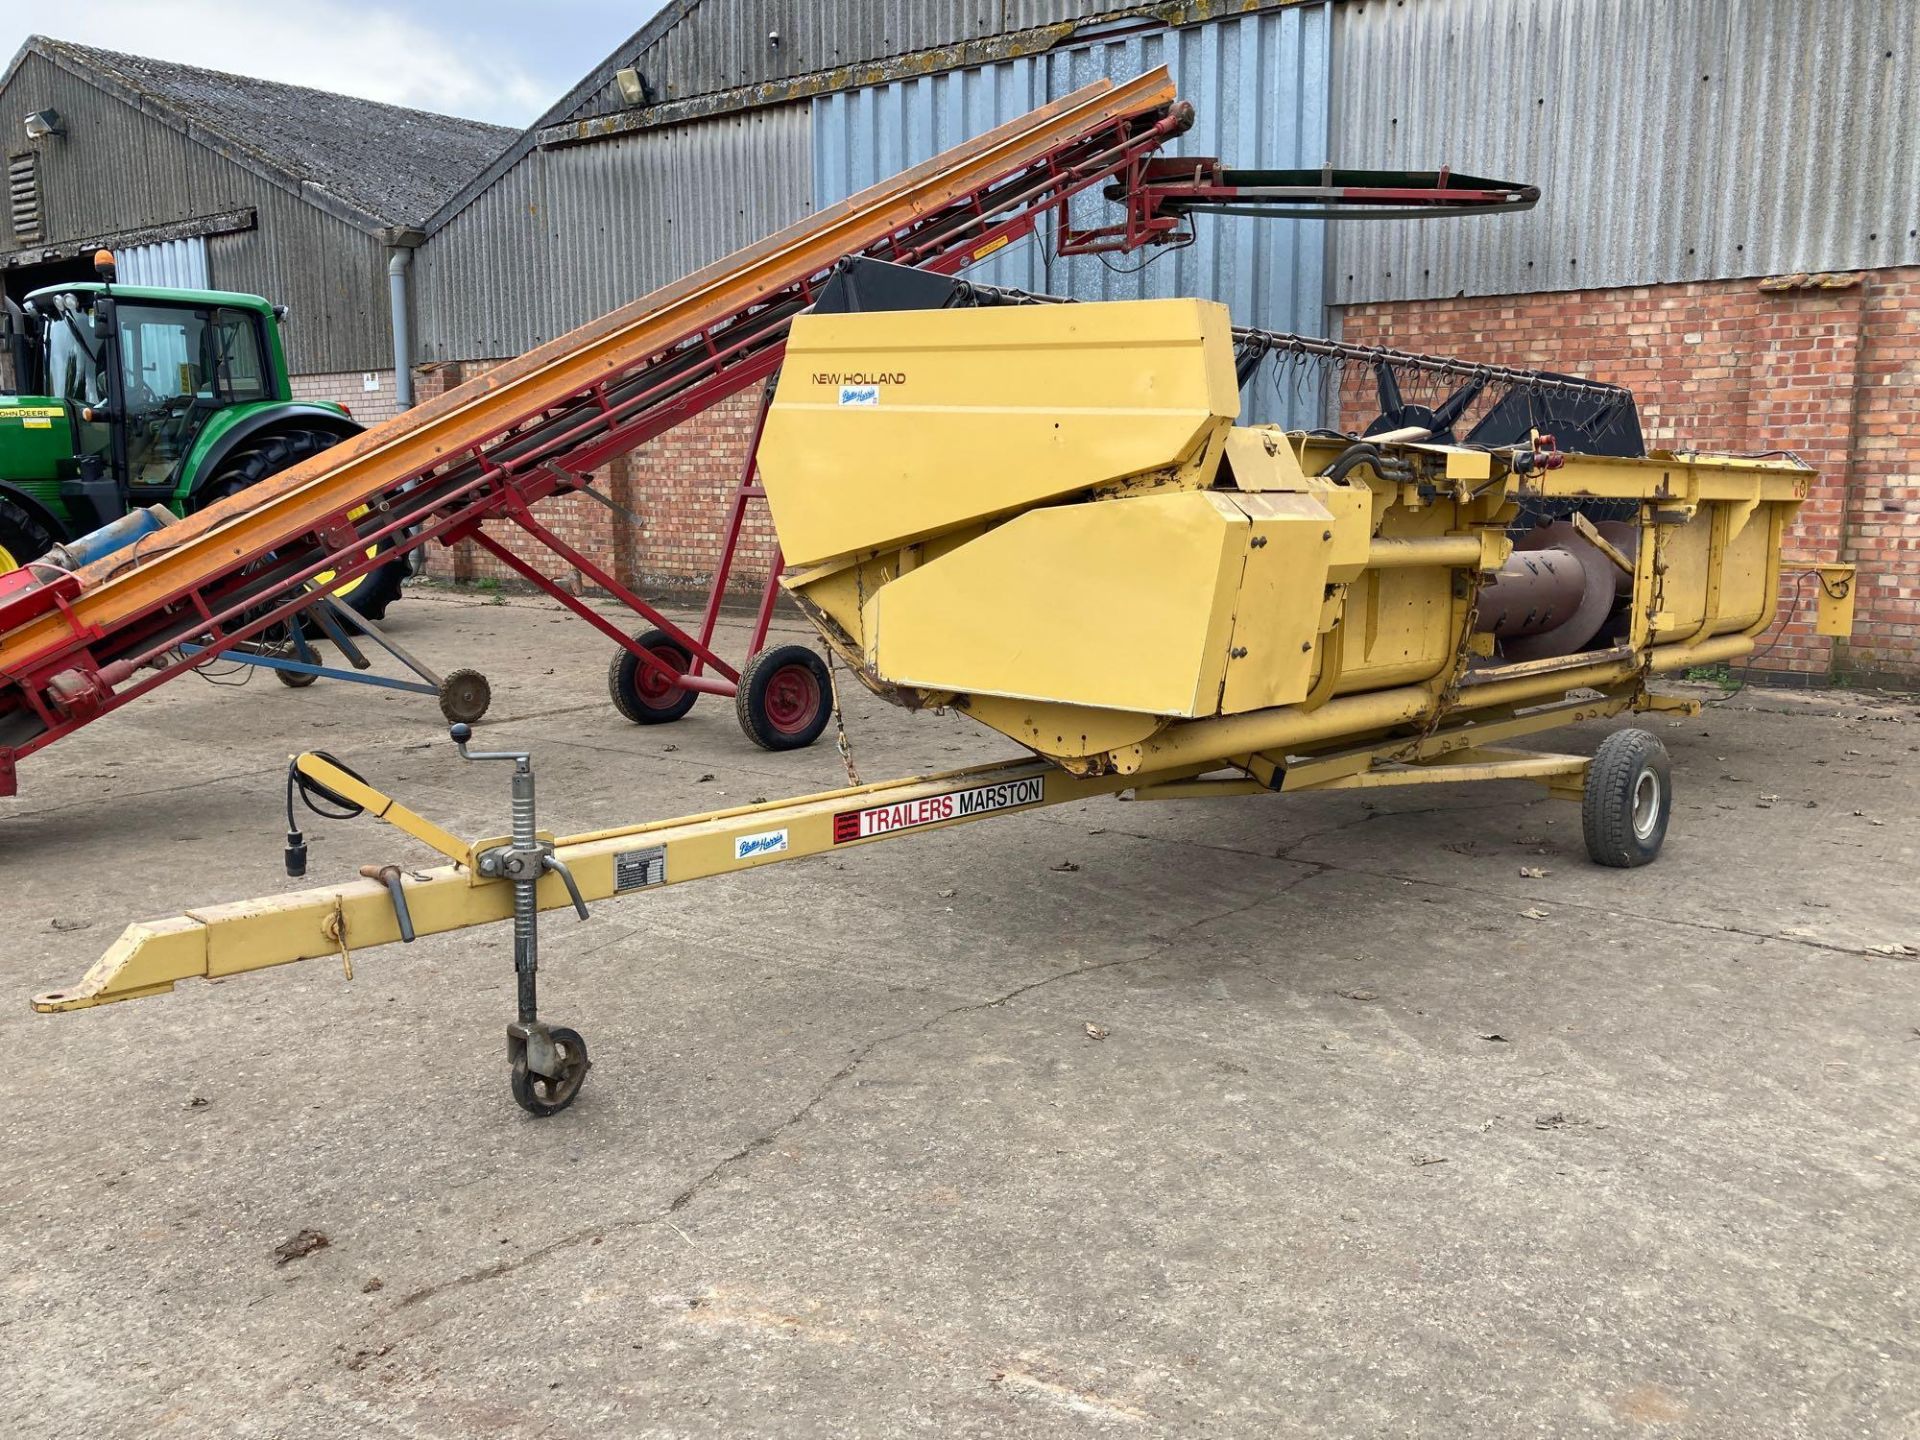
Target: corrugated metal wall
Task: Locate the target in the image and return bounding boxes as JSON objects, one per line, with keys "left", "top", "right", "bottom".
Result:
{"left": 414, "top": 104, "right": 813, "bottom": 362}
{"left": 118, "top": 237, "right": 210, "bottom": 289}
{"left": 1332, "top": 0, "right": 1920, "bottom": 305}
{"left": 0, "top": 51, "right": 391, "bottom": 373}
{"left": 564, "top": 2, "right": 1160, "bottom": 119}
{"left": 812, "top": 4, "right": 1332, "bottom": 424}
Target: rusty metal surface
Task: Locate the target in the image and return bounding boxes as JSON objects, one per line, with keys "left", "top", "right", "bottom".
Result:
{"left": 555, "top": 1, "right": 1297, "bottom": 129}
{"left": 1496, "top": 522, "right": 1633, "bottom": 663}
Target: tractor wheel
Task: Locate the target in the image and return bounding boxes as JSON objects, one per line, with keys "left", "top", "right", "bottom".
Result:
{"left": 1582, "top": 728, "right": 1672, "bottom": 868}
{"left": 195, "top": 428, "right": 408, "bottom": 622}
{"left": 734, "top": 644, "right": 833, "bottom": 752}
{"left": 607, "top": 629, "right": 698, "bottom": 724}
{"left": 0, "top": 495, "right": 55, "bottom": 577}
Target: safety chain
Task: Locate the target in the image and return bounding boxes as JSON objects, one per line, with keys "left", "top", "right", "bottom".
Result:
{"left": 823, "top": 647, "right": 862, "bottom": 787}
{"left": 1636, "top": 520, "right": 1670, "bottom": 700}
{"left": 1396, "top": 566, "right": 1488, "bottom": 760}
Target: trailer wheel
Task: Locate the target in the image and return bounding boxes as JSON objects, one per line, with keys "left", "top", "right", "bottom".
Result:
{"left": 1583, "top": 728, "right": 1672, "bottom": 868}
{"left": 509, "top": 1025, "right": 590, "bottom": 1117}
{"left": 735, "top": 644, "right": 832, "bottom": 751}
{"left": 438, "top": 668, "right": 492, "bottom": 724}
{"left": 268, "top": 622, "right": 319, "bottom": 687}
{"left": 608, "top": 629, "right": 698, "bottom": 724}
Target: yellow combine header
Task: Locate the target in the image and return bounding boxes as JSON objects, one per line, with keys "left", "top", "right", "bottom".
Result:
{"left": 761, "top": 297, "right": 1845, "bottom": 781}
{"left": 35, "top": 296, "right": 1855, "bottom": 1119}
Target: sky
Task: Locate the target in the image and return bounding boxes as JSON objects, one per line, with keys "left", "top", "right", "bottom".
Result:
{"left": 1, "top": 0, "right": 670, "bottom": 129}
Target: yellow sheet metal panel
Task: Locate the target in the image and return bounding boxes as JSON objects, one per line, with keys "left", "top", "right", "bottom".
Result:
{"left": 1326, "top": 563, "right": 1456, "bottom": 694}
{"left": 1813, "top": 564, "right": 1858, "bottom": 637}
{"left": 864, "top": 490, "right": 1249, "bottom": 717}
{"left": 760, "top": 298, "right": 1241, "bottom": 567}
{"left": 1221, "top": 427, "right": 1311, "bottom": 491}
{"left": 1649, "top": 515, "right": 1712, "bottom": 642}
{"left": 1218, "top": 492, "right": 1341, "bottom": 714}
{"left": 959, "top": 694, "right": 1165, "bottom": 762}
{"left": 1715, "top": 508, "right": 1779, "bottom": 634}
{"left": 1218, "top": 429, "right": 1375, "bottom": 593}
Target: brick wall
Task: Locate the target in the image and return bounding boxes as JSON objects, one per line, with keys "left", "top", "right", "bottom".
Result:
{"left": 1338, "top": 268, "right": 1920, "bottom": 683}
{"left": 408, "top": 361, "right": 771, "bottom": 597}
{"left": 290, "top": 368, "right": 404, "bottom": 427}
{"left": 390, "top": 271, "right": 1917, "bottom": 682}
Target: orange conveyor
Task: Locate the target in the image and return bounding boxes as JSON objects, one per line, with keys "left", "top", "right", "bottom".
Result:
{"left": 0, "top": 71, "right": 1191, "bottom": 795}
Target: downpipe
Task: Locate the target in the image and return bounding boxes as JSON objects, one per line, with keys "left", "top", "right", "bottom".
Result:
{"left": 387, "top": 247, "right": 414, "bottom": 410}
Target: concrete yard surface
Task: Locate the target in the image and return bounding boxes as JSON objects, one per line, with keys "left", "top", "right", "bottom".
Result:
{"left": 1, "top": 588, "right": 1916, "bottom": 1438}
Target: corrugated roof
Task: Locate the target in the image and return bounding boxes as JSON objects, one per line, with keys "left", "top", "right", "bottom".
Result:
{"left": 19, "top": 36, "right": 515, "bottom": 232}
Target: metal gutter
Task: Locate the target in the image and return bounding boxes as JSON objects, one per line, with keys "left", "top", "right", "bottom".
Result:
{"left": 0, "top": 206, "right": 255, "bottom": 270}
{"left": 533, "top": 1, "right": 1310, "bottom": 150}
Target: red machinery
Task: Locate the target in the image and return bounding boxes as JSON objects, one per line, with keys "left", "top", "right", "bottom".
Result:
{"left": 0, "top": 70, "right": 1536, "bottom": 797}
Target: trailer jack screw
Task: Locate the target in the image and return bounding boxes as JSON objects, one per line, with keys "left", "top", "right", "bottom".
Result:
{"left": 452, "top": 723, "right": 592, "bottom": 1117}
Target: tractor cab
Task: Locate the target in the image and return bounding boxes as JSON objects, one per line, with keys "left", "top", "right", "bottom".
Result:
{"left": 42, "top": 284, "right": 282, "bottom": 491}
{"left": 0, "top": 252, "right": 401, "bottom": 620}
{"left": 5, "top": 254, "right": 295, "bottom": 529}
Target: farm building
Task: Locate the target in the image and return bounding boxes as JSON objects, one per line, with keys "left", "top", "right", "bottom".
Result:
{"left": 404, "top": 0, "right": 1918, "bottom": 683}
{"left": 4, "top": 4, "right": 1915, "bottom": 681}
{"left": 0, "top": 36, "right": 512, "bottom": 420}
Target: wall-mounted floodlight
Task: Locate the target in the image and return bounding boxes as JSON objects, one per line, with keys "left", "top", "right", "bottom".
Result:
{"left": 23, "top": 108, "right": 65, "bottom": 140}
{"left": 614, "top": 67, "right": 647, "bottom": 106}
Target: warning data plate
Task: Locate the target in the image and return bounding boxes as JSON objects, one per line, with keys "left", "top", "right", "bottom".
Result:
{"left": 614, "top": 844, "right": 667, "bottom": 892}
{"left": 832, "top": 775, "right": 1044, "bottom": 845}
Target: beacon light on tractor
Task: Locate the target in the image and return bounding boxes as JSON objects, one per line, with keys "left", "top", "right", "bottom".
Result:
{"left": 33, "top": 279, "right": 1857, "bottom": 1120}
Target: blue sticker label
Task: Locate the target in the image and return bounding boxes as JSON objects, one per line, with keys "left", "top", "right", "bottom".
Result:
{"left": 733, "top": 829, "right": 790, "bottom": 861}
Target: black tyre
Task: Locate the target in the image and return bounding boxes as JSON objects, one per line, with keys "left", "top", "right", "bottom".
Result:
{"left": 267, "top": 619, "right": 319, "bottom": 686}
{"left": 608, "top": 628, "right": 698, "bottom": 724}
{"left": 1583, "top": 728, "right": 1672, "bottom": 868}
{"left": 510, "top": 1026, "right": 590, "bottom": 1117}
{"left": 194, "top": 427, "right": 407, "bottom": 621}
{"left": 0, "top": 494, "right": 56, "bottom": 576}
{"left": 437, "top": 668, "right": 492, "bottom": 724}
{"left": 734, "top": 644, "right": 832, "bottom": 752}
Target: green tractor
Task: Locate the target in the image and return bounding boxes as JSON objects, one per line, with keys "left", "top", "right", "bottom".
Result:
{"left": 0, "top": 251, "right": 404, "bottom": 618}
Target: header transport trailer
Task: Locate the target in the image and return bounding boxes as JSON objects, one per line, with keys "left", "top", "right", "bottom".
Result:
{"left": 34, "top": 277, "right": 1855, "bottom": 1118}
{"left": 0, "top": 70, "right": 1535, "bottom": 796}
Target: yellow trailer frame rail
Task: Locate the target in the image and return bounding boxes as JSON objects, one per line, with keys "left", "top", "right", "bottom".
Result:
{"left": 38, "top": 670, "right": 1679, "bottom": 1112}
{"left": 31, "top": 295, "right": 1859, "bottom": 1119}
